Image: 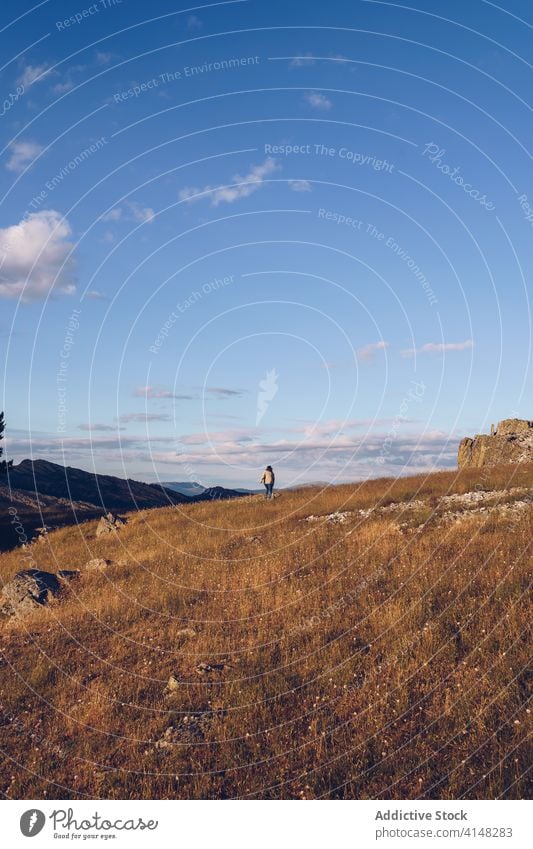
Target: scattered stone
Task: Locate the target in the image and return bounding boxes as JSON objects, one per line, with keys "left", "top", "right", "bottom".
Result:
{"left": 176, "top": 627, "right": 196, "bottom": 639}
{"left": 195, "top": 661, "right": 227, "bottom": 675}
{"left": 85, "top": 557, "right": 113, "bottom": 571}
{"left": 357, "top": 499, "right": 426, "bottom": 519}
{"left": 306, "top": 511, "right": 352, "bottom": 524}
{"left": 1, "top": 569, "right": 63, "bottom": 618}
{"left": 164, "top": 673, "right": 181, "bottom": 695}
{"left": 153, "top": 707, "right": 225, "bottom": 750}
{"left": 96, "top": 512, "right": 126, "bottom": 538}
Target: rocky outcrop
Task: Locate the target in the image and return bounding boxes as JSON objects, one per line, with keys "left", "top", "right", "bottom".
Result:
{"left": 95, "top": 512, "right": 126, "bottom": 537}
{"left": 458, "top": 418, "right": 533, "bottom": 468}
{"left": 0, "top": 568, "right": 78, "bottom": 618}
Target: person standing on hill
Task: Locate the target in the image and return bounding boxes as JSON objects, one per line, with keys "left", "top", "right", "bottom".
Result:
{"left": 260, "top": 465, "right": 275, "bottom": 499}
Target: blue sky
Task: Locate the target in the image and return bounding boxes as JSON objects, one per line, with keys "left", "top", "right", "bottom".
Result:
{"left": 1, "top": 0, "right": 532, "bottom": 486}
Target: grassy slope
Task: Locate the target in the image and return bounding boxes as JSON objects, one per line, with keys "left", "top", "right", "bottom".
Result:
{"left": 0, "top": 465, "right": 531, "bottom": 800}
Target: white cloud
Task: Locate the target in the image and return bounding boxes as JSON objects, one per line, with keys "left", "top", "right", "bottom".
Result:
{"left": 0, "top": 210, "right": 75, "bottom": 301}
{"left": 288, "top": 179, "right": 312, "bottom": 192}
{"left": 6, "top": 139, "right": 43, "bottom": 173}
{"left": 187, "top": 14, "right": 202, "bottom": 30}
{"left": 179, "top": 157, "right": 280, "bottom": 207}
{"left": 304, "top": 91, "right": 332, "bottom": 110}
{"left": 357, "top": 340, "right": 389, "bottom": 362}
{"left": 128, "top": 201, "right": 154, "bottom": 223}
{"left": 17, "top": 63, "right": 52, "bottom": 88}
{"left": 95, "top": 52, "right": 112, "bottom": 65}
{"left": 169, "top": 427, "right": 457, "bottom": 480}
{"left": 289, "top": 54, "right": 316, "bottom": 68}
{"left": 52, "top": 80, "right": 75, "bottom": 95}
{"left": 100, "top": 208, "right": 122, "bottom": 222}
{"left": 84, "top": 289, "right": 108, "bottom": 300}
{"left": 100, "top": 203, "right": 154, "bottom": 224}
{"left": 402, "top": 340, "right": 473, "bottom": 357}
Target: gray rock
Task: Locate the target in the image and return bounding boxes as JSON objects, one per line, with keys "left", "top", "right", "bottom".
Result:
{"left": 195, "top": 661, "right": 227, "bottom": 675}
{"left": 1, "top": 569, "right": 63, "bottom": 618}
{"left": 95, "top": 512, "right": 126, "bottom": 537}
{"left": 164, "top": 673, "right": 181, "bottom": 694}
{"left": 176, "top": 627, "right": 196, "bottom": 639}
{"left": 153, "top": 708, "right": 225, "bottom": 750}
{"left": 85, "top": 557, "right": 113, "bottom": 571}
{"left": 458, "top": 418, "right": 533, "bottom": 468}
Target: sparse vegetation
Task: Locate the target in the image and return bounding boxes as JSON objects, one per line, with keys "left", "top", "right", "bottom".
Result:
{"left": 0, "top": 464, "right": 531, "bottom": 800}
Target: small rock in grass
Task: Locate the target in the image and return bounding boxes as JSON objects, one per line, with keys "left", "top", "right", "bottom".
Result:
{"left": 176, "top": 627, "right": 196, "bottom": 639}
{"left": 85, "top": 558, "right": 113, "bottom": 571}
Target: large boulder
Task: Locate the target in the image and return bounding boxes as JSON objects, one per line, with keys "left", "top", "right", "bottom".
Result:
{"left": 1, "top": 569, "right": 62, "bottom": 618}
{"left": 458, "top": 419, "right": 533, "bottom": 468}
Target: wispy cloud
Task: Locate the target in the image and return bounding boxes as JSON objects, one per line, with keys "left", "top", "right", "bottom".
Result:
{"left": 7, "top": 433, "right": 177, "bottom": 458}
{"left": 117, "top": 412, "right": 172, "bottom": 423}
{"left": 52, "top": 80, "right": 75, "bottom": 95}
{"left": 134, "top": 384, "right": 247, "bottom": 401}
{"left": 289, "top": 54, "right": 316, "bottom": 68}
{"left": 100, "top": 202, "right": 154, "bottom": 224}
{"left": 78, "top": 423, "right": 123, "bottom": 432}
{"left": 357, "top": 340, "right": 389, "bottom": 362}
{"left": 169, "top": 427, "right": 457, "bottom": 481}
{"left": 187, "top": 14, "right": 202, "bottom": 30}
{"left": 95, "top": 51, "right": 113, "bottom": 65}
{"left": 17, "top": 63, "right": 52, "bottom": 88}
{"left": 134, "top": 384, "right": 246, "bottom": 401}
{"left": 179, "top": 428, "right": 255, "bottom": 446}
{"left": 288, "top": 179, "right": 312, "bottom": 192}
{"left": 128, "top": 201, "right": 155, "bottom": 223}
{"left": 178, "top": 157, "right": 280, "bottom": 207}
{"left": 291, "top": 417, "right": 403, "bottom": 438}
{"left": 304, "top": 91, "right": 332, "bottom": 110}
{"left": 100, "top": 208, "right": 122, "bottom": 222}
{"left": 0, "top": 210, "right": 75, "bottom": 301}
{"left": 207, "top": 387, "right": 246, "bottom": 398}
{"left": 6, "top": 140, "right": 43, "bottom": 172}
{"left": 84, "top": 289, "right": 108, "bottom": 301}
{"left": 134, "top": 385, "right": 195, "bottom": 400}
{"left": 401, "top": 339, "right": 473, "bottom": 358}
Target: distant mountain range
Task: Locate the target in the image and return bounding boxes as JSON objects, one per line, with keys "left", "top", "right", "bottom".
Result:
{"left": 0, "top": 460, "right": 248, "bottom": 551}
{"left": 163, "top": 481, "right": 261, "bottom": 496}
{"left": 162, "top": 481, "right": 206, "bottom": 496}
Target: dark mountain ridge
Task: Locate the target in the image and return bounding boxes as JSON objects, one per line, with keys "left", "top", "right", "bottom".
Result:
{"left": 0, "top": 459, "right": 248, "bottom": 551}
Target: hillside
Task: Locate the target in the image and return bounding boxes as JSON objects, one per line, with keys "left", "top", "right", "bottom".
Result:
{"left": 0, "top": 460, "right": 248, "bottom": 551}
{"left": 6, "top": 459, "right": 190, "bottom": 509}
{"left": 0, "top": 464, "right": 531, "bottom": 800}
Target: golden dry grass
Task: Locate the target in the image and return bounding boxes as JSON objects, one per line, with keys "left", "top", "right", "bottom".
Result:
{"left": 0, "top": 464, "right": 531, "bottom": 800}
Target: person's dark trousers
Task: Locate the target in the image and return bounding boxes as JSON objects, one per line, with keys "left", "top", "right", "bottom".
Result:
{"left": 265, "top": 483, "right": 273, "bottom": 498}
